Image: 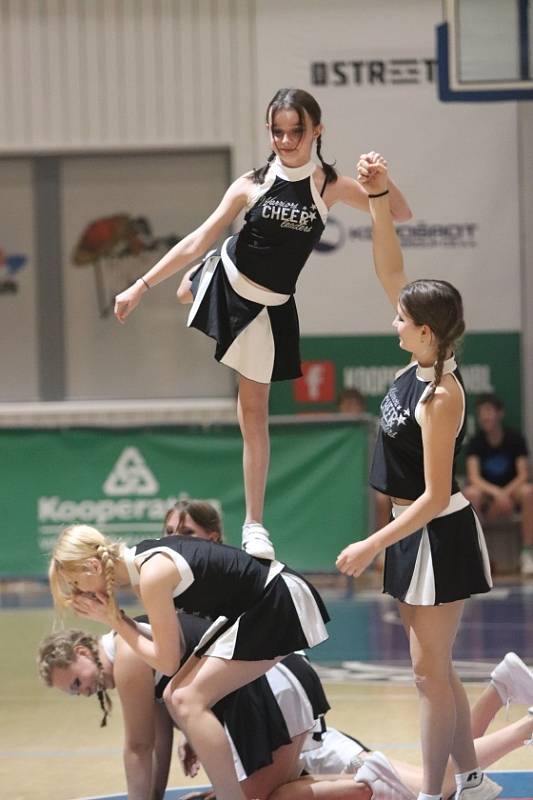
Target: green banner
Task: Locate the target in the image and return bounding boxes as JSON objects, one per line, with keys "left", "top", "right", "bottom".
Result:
{"left": 270, "top": 331, "right": 522, "bottom": 429}
{"left": 1, "top": 421, "right": 369, "bottom": 577}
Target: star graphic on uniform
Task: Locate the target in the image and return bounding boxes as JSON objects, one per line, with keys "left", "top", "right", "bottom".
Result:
{"left": 311, "top": 203, "right": 316, "bottom": 210}
{"left": 396, "top": 413, "right": 408, "bottom": 426}
{"left": 308, "top": 210, "right": 317, "bottom": 221}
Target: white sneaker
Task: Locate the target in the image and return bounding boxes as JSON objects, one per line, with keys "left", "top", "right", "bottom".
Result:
{"left": 520, "top": 549, "right": 533, "bottom": 576}
{"left": 242, "top": 522, "right": 275, "bottom": 560}
{"left": 455, "top": 774, "right": 502, "bottom": 800}
{"left": 490, "top": 652, "right": 533, "bottom": 706}
{"left": 354, "top": 751, "right": 416, "bottom": 800}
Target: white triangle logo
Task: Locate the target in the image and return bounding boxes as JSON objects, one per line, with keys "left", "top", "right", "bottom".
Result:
{"left": 103, "top": 447, "right": 159, "bottom": 496}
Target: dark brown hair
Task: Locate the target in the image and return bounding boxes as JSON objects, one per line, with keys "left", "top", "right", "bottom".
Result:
{"left": 475, "top": 393, "right": 503, "bottom": 412}
{"left": 399, "top": 279, "right": 465, "bottom": 403}
{"left": 164, "top": 499, "right": 224, "bottom": 543}
{"left": 253, "top": 88, "right": 337, "bottom": 185}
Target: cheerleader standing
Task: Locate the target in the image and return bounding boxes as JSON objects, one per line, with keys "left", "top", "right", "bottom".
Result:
{"left": 336, "top": 156, "right": 498, "bottom": 800}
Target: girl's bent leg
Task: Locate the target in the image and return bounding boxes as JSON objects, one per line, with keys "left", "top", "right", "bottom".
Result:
{"left": 164, "top": 656, "right": 278, "bottom": 800}
{"left": 241, "top": 732, "right": 307, "bottom": 800}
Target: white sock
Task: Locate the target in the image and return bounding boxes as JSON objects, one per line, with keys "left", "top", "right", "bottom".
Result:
{"left": 417, "top": 794, "right": 442, "bottom": 800}
{"left": 455, "top": 769, "right": 482, "bottom": 790}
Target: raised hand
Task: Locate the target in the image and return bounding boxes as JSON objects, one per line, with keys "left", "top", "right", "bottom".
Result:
{"left": 357, "top": 151, "right": 389, "bottom": 196}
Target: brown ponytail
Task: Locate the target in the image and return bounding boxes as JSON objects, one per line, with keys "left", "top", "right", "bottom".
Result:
{"left": 423, "top": 339, "right": 449, "bottom": 404}
{"left": 252, "top": 151, "right": 276, "bottom": 186}
{"left": 399, "top": 279, "right": 465, "bottom": 405}
{"left": 316, "top": 134, "right": 336, "bottom": 185}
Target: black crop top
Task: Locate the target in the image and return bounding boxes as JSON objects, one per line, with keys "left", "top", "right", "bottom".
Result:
{"left": 124, "top": 535, "right": 278, "bottom": 622}
{"left": 369, "top": 356, "right": 466, "bottom": 500}
{"left": 225, "top": 158, "right": 328, "bottom": 294}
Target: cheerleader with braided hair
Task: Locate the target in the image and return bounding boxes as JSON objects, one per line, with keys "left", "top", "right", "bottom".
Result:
{"left": 38, "top": 629, "right": 113, "bottom": 727}
{"left": 336, "top": 156, "right": 497, "bottom": 800}
{"left": 38, "top": 611, "right": 333, "bottom": 800}
{"left": 114, "top": 87, "right": 412, "bottom": 561}
{"left": 48, "top": 523, "right": 329, "bottom": 800}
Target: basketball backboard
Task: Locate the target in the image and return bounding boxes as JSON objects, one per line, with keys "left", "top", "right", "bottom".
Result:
{"left": 438, "top": 0, "right": 533, "bottom": 100}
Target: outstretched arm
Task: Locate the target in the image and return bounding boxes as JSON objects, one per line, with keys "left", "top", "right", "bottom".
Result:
{"left": 114, "top": 174, "right": 252, "bottom": 323}
{"left": 359, "top": 154, "right": 409, "bottom": 308}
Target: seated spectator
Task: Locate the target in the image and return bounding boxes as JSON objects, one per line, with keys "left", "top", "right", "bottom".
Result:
{"left": 463, "top": 393, "right": 533, "bottom": 575}
{"left": 337, "top": 388, "right": 366, "bottom": 416}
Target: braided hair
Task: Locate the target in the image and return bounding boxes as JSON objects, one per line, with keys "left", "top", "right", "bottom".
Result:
{"left": 399, "top": 279, "right": 465, "bottom": 404}
{"left": 253, "top": 88, "right": 337, "bottom": 186}
{"left": 37, "top": 629, "right": 113, "bottom": 727}
{"left": 49, "top": 524, "right": 122, "bottom": 624}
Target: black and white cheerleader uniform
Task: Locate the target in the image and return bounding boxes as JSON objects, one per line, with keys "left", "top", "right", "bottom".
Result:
{"left": 102, "top": 613, "right": 329, "bottom": 780}
{"left": 369, "top": 355, "right": 492, "bottom": 605}
{"left": 121, "top": 535, "right": 329, "bottom": 660}
{"left": 187, "top": 157, "right": 328, "bottom": 383}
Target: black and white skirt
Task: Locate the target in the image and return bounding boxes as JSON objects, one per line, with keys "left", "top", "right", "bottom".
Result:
{"left": 216, "top": 653, "right": 330, "bottom": 781}
{"left": 187, "top": 241, "right": 301, "bottom": 383}
{"left": 383, "top": 492, "right": 493, "bottom": 605}
{"left": 193, "top": 563, "right": 330, "bottom": 661}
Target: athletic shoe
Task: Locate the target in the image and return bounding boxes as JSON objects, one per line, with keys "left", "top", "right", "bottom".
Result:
{"left": 354, "top": 751, "right": 416, "bottom": 800}
{"left": 242, "top": 522, "right": 275, "bottom": 560}
{"left": 490, "top": 652, "right": 533, "bottom": 706}
{"left": 454, "top": 774, "right": 502, "bottom": 800}
{"left": 520, "top": 549, "right": 533, "bottom": 576}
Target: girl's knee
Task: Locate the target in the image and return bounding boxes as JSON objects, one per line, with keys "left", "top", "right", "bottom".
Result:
{"left": 166, "top": 685, "right": 203, "bottom": 724}
{"left": 412, "top": 667, "right": 451, "bottom": 696}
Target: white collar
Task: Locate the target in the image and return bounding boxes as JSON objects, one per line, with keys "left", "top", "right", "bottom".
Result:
{"left": 121, "top": 545, "right": 140, "bottom": 587}
{"left": 272, "top": 156, "right": 316, "bottom": 181}
{"left": 416, "top": 354, "right": 457, "bottom": 382}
